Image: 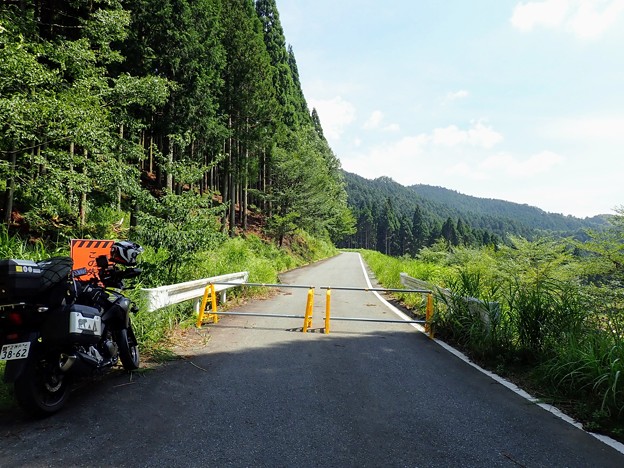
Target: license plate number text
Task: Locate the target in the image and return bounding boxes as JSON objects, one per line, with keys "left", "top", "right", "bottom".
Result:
{"left": 0, "top": 342, "right": 30, "bottom": 361}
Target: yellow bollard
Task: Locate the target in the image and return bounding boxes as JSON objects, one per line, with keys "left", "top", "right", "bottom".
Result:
{"left": 196, "top": 284, "right": 212, "bottom": 328}
{"left": 324, "top": 289, "right": 331, "bottom": 334}
{"left": 196, "top": 284, "right": 219, "bottom": 328}
{"left": 302, "top": 288, "right": 314, "bottom": 333}
{"left": 425, "top": 293, "right": 434, "bottom": 339}
{"left": 208, "top": 283, "right": 219, "bottom": 324}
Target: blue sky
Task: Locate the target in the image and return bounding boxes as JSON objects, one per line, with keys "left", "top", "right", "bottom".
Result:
{"left": 279, "top": 0, "right": 624, "bottom": 218}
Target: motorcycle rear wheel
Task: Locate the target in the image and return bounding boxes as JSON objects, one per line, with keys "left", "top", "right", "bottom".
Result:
{"left": 14, "top": 355, "right": 70, "bottom": 416}
{"left": 116, "top": 324, "right": 139, "bottom": 371}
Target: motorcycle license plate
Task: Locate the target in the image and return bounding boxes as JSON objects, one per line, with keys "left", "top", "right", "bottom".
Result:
{"left": 0, "top": 342, "right": 30, "bottom": 361}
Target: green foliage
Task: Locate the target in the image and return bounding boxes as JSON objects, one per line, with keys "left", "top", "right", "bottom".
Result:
{"left": 288, "top": 230, "right": 337, "bottom": 264}
{"left": 265, "top": 126, "right": 354, "bottom": 245}
{"left": 256, "top": 0, "right": 310, "bottom": 128}
{"left": 537, "top": 331, "right": 624, "bottom": 422}
{"left": 266, "top": 212, "right": 300, "bottom": 247}
{"left": 575, "top": 206, "right": 624, "bottom": 283}
{"left": 1, "top": 0, "right": 351, "bottom": 255}
{"left": 134, "top": 191, "right": 226, "bottom": 284}
{"left": 0, "top": 226, "right": 60, "bottom": 260}
{"left": 360, "top": 215, "right": 624, "bottom": 438}
{"left": 83, "top": 206, "right": 129, "bottom": 239}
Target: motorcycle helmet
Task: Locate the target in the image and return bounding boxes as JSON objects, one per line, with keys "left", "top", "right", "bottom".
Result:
{"left": 110, "top": 241, "right": 143, "bottom": 266}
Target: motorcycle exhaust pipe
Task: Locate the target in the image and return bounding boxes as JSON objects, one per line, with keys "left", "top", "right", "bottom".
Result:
{"left": 59, "top": 353, "right": 77, "bottom": 372}
{"left": 59, "top": 351, "right": 100, "bottom": 375}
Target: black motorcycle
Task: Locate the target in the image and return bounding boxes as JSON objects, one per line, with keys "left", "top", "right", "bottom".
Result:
{"left": 0, "top": 241, "right": 142, "bottom": 416}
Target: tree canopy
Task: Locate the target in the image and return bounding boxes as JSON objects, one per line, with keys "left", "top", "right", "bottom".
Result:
{"left": 0, "top": 0, "right": 354, "bottom": 251}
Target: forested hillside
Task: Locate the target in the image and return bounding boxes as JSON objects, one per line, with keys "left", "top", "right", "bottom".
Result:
{"left": 411, "top": 184, "right": 608, "bottom": 232}
{"left": 340, "top": 171, "right": 608, "bottom": 256}
{"left": 0, "top": 0, "right": 354, "bottom": 252}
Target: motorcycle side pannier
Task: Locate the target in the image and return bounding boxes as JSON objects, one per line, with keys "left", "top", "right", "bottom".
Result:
{"left": 0, "top": 259, "right": 42, "bottom": 303}
{"left": 42, "top": 304, "right": 102, "bottom": 346}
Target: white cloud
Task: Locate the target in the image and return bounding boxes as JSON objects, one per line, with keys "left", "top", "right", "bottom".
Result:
{"left": 363, "top": 110, "right": 384, "bottom": 129}
{"left": 309, "top": 96, "right": 356, "bottom": 141}
{"left": 342, "top": 134, "right": 428, "bottom": 181}
{"left": 480, "top": 150, "right": 564, "bottom": 177}
{"left": 511, "top": 0, "right": 624, "bottom": 39}
{"left": 382, "top": 123, "right": 401, "bottom": 133}
{"left": 511, "top": 0, "right": 569, "bottom": 31}
{"left": 447, "top": 162, "right": 490, "bottom": 181}
{"left": 363, "top": 110, "right": 401, "bottom": 132}
{"left": 432, "top": 126, "right": 467, "bottom": 147}
{"left": 568, "top": 0, "right": 624, "bottom": 39}
{"left": 443, "top": 90, "right": 470, "bottom": 104}
{"left": 341, "top": 122, "right": 503, "bottom": 183}
{"left": 447, "top": 151, "right": 563, "bottom": 181}
{"left": 544, "top": 116, "right": 624, "bottom": 141}
{"left": 431, "top": 121, "right": 503, "bottom": 149}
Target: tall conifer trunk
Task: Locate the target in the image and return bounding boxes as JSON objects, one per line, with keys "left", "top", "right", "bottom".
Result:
{"left": 3, "top": 145, "right": 16, "bottom": 227}
{"left": 166, "top": 137, "right": 174, "bottom": 192}
{"left": 243, "top": 145, "right": 249, "bottom": 231}
{"left": 79, "top": 149, "right": 88, "bottom": 226}
{"left": 118, "top": 124, "right": 124, "bottom": 210}
{"left": 68, "top": 142, "right": 74, "bottom": 210}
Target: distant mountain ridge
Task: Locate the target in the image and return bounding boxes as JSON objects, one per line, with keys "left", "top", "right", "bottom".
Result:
{"left": 342, "top": 171, "right": 608, "bottom": 242}
{"left": 409, "top": 183, "right": 609, "bottom": 231}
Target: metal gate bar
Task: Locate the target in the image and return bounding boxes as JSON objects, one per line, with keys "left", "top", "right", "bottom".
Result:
{"left": 321, "top": 286, "right": 434, "bottom": 338}
{"left": 320, "top": 286, "right": 430, "bottom": 294}
{"left": 211, "top": 281, "right": 314, "bottom": 289}
{"left": 197, "top": 282, "right": 435, "bottom": 338}
{"left": 325, "top": 316, "right": 426, "bottom": 324}
{"left": 197, "top": 283, "right": 315, "bottom": 329}
{"left": 204, "top": 311, "right": 307, "bottom": 319}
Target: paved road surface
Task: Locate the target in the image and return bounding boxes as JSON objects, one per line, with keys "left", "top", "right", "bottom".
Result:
{"left": 1, "top": 252, "right": 623, "bottom": 467}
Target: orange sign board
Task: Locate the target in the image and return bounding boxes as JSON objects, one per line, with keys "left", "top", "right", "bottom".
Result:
{"left": 70, "top": 239, "right": 115, "bottom": 281}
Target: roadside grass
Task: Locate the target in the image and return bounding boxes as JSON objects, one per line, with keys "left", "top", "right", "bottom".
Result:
{"left": 360, "top": 247, "right": 624, "bottom": 442}
{"left": 360, "top": 250, "right": 446, "bottom": 310}
{"left": 1, "top": 229, "right": 336, "bottom": 410}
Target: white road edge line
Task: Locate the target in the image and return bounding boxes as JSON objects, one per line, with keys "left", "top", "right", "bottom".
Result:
{"left": 356, "top": 252, "right": 624, "bottom": 455}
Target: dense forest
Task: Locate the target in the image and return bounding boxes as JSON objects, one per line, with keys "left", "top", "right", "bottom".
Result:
{"left": 0, "top": 0, "right": 614, "bottom": 264}
{"left": 0, "top": 0, "right": 354, "bottom": 254}
{"left": 340, "top": 171, "right": 609, "bottom": 256}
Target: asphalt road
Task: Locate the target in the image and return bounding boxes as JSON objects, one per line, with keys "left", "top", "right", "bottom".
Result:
{"left": 1, "top": 252, "right": 623, "bottom": 467}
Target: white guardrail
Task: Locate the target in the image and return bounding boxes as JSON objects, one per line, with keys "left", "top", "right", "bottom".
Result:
{"left": 400, "top": 272, "right": 499, "bottom": 331}
{"left": 141, "top": 271, "right": 249, "bottom": 313}
{"left": 399, "top": 273, "right": 445, "bottom": 298}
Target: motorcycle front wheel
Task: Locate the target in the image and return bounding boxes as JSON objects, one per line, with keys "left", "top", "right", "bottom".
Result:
{"left": 14, "top": 354, "right": 70, "bottom": 416}
{"left": 116, "top": 324, "right": 139, "bottom": 371}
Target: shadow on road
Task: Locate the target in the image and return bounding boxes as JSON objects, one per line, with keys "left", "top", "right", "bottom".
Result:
{"left": 1, "top": 323, "right": 623, "bottom": 468}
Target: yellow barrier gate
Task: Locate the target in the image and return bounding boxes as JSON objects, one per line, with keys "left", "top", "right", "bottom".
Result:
{"left": 196, "top": 282, "right": 434, "bottom": 338}
{"left": 320, "top": 286, "right": 434, "bottom": 338}
{"left": 196, "top": 282, "right": 315, "bottom": 330}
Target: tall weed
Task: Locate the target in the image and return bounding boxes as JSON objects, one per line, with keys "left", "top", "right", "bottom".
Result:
{"left": 435, "top": 270, "right": 513, "bottom": 360}
{"left": 504, "top": 278, "right": 588, "bottom": 360}
{"left": 0, "top": 227, "right": 61, "bottom": 260}
{"left": 537, "top": 329, "right": 624, "bottom": 426}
